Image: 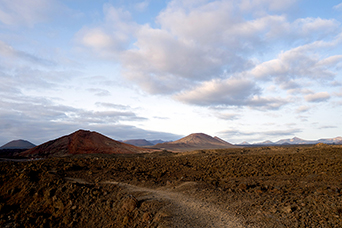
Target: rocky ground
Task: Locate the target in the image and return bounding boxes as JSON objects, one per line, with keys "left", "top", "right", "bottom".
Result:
{"left": 1, "top": 144, "right": 342, "bottom": 227}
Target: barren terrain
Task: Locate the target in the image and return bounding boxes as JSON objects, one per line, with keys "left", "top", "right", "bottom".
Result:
{"left": 1, "top": 144, "right": 342, "bottom": 227}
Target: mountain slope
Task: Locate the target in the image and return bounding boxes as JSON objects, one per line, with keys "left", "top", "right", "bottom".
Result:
{"left": 0, "top": 140, "right": 36, "bottom": 149}
{"left": 153, "top": 133, "right": 236, "bottom": 151}
{"left": 123, "top": 139, "right": 153, "bottom": 147}
{"left": 20, "top": 130, "right": 150, "bottom": 157}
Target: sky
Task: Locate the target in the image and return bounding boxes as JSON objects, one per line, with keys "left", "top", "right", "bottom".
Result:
{"left": 1, "top": 0, "right": 342, "bottom": 146}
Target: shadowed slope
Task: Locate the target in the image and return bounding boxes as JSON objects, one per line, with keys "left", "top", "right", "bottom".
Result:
{"left": 0, "top": 140, "right": 35, "bottom": 149}
{"left": 20, "top": 130, "right": 150, "bottom": 157}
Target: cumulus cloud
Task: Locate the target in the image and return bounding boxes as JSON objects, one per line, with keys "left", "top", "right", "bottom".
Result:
{"left": 305, "top": 92, "right": 330, "bottom": 103}
{"left": 174, "top": 77, "right": 259, "bottom": 106}
{"left": 251, "top": 43, "right": 340, "bottom": 82}
{"left": 74, "top": 0, "right": 342, "bottom": 110}
{"left": 174, "top": 77, "right": 288, "bottom": 109}
{"left": 75, "top": 5, "right": 137, "bottom": 58}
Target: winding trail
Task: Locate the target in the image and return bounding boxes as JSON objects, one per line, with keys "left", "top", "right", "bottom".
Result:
{"left": 65, "top": 177, "right": 244, "bottom": 228}
{"left": 104, "top": 181, "right": 244, "bottom": 228}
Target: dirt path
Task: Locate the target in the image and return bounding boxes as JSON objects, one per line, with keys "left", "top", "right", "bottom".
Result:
{"left": 66, "top": 177, "right": 244, "bottom": 227}
{"left": 104, "top": 181, "right": 245, "bottom": 227}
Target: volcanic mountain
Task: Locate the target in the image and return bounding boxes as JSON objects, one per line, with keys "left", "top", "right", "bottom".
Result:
{"left": 0, "top": 140, "right": 35, "bottom": 149}
{"left": 123, "top": 139, "right": 153, "bottom": 147}
{"left": 153, "top": 133, "right": 236, "bottom": 151}
{"left": 20, "top": 130, "right": 150, "bottom": 157}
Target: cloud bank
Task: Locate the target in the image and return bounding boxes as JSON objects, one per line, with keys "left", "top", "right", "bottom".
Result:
{"left": 75, "top": 0, "right": 342, "bottom": 111}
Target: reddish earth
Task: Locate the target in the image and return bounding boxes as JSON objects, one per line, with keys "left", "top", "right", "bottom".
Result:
{"left": 1, "top": 144, "right": 342, "bottom": 227}
{"left": 20, "top": 130, "right": 151, "bottom": 157}
{"left": 153, "top": 133, "right": 236, "bottom": 151}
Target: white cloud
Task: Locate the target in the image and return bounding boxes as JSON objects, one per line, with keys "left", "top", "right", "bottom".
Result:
{"left": 333, "top": 3, "right": 342, "bottom": 11}
{"left": 296, "top": 105, "right": 310, "bottom": 113}
{"left": 175, "top": 77, "right": 259, "bottom": 106}
{"left": 135, "top": 0, "right": 150, "bottom": 12}
{"left": 87, "top": 88, "right": 111, "bottom": 97}
{"left": 74, "top": 0, "right": 342, "bottom": 111}
{"left": 0, "top": 40, "right": 55, "bottom": 66}
{"left": 239, "top": 0, "right": 297, "bottom": 13}
{"left": 0, "top": 0, "right": 65, "bottom": 27}
{"left": 305, "top": 92, "right": 330, "bottom": 103}
{"left": 215, "top": 113, "right": 240, "bottom": 120}
{"left": 75, "top": 5, "right": 137, "bottom": 58}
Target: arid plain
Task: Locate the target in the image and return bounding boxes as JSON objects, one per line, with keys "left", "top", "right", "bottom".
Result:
{"left": 1, "top": 131, "right": 342, "bottom": 227}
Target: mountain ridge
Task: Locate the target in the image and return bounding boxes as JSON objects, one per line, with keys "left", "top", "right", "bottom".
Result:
{"left": 238, "top": 136, "right": 342, "bottom": 146}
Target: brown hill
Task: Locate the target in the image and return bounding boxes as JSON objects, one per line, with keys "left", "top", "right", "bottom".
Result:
{"left": 153, "top": 133, "right": 236, "bottom": 151}
{"left": 20, "top": 130, "right": 150, "bottom": 157}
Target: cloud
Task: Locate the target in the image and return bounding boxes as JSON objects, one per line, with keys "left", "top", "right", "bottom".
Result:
{"left": 333, "top": 3, "right": 342, "bottom": 11}
{"left": 175, "top": 77, "right": 288, "bottom": 109}
{"left": 175, "top": 77, "right": 259, "bottom": 106}
{"left": 75, "top": 5, "right": 137, "bottom": 58}
{"left": 296, "top": 105, "right": 310, "bottom": 113}
{"left": 218, "top": 127, "right": 302, "bottom": 143}
{"left": 304, "top": 92, "right": 330, "bottom": 103}
{"left": 135, "top": 0, "right": 150, "bottom": 12}
{"left": 0, "top": 94, "right": 180, "bottom": 145}
{"left": 215, "top": 113, "right": 240, "bottom": 120}
{"left": 239, "top": 0, "right": 297, "bottom": 12}
{"left": 95, "top": 102, "right": 131, "bottom": 110}
{"left": 251, "top": 44, "right": 340, "bottom": 82}
{"left": 0, "top": 0, "right": 66, "bottom": 27}
{"left": 73, "top": 1, "right": 342, "bottom": 111}
{"left": 90, "top": 124, "right": 182, "bottom": 141}
{"left": 0, "top": 40, "right": 55, "bottom": 66}
{"left": 87, "top": 88, "right": 111, "bottom": 97}
{"left": 318, "top": 125, "right": 337, "bottom": 129}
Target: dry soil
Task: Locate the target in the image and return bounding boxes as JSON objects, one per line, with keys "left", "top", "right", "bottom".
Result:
{"left": 1, "top": 144, "right": 342, "bottom": 227}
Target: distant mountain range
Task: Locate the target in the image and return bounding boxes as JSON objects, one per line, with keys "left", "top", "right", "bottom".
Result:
{"left": 237, "top": 136, "right": 342, "bottom": 146}
{"left": 152, "top": 133, "right": 236, "bottom": 151}
{"left": 0, "top": 140, "right": 36, "bottom": 149}
{"left": 123, "top": 139, "right": 167, "bottom": 147}
{"left": 2, "top": 131, "right": 342, "bottom": 158}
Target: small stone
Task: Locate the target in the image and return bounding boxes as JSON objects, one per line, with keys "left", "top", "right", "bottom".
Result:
{"left": 121, "top": 196, "right": 138, "bottom": 213}
{"left": 142, "top": 212, "right": 151, "bottom": 222}
{"left": 283, "top": 206, "right": 292, "bottom": 213}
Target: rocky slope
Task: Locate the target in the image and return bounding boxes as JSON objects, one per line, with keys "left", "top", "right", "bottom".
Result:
{"left": 20, "top": 130, "right": 151, "bottom": 157}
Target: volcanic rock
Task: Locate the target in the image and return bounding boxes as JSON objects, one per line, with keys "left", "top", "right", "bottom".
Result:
{"left": 20, "top": 130, "right": 150, "bottom": 157}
